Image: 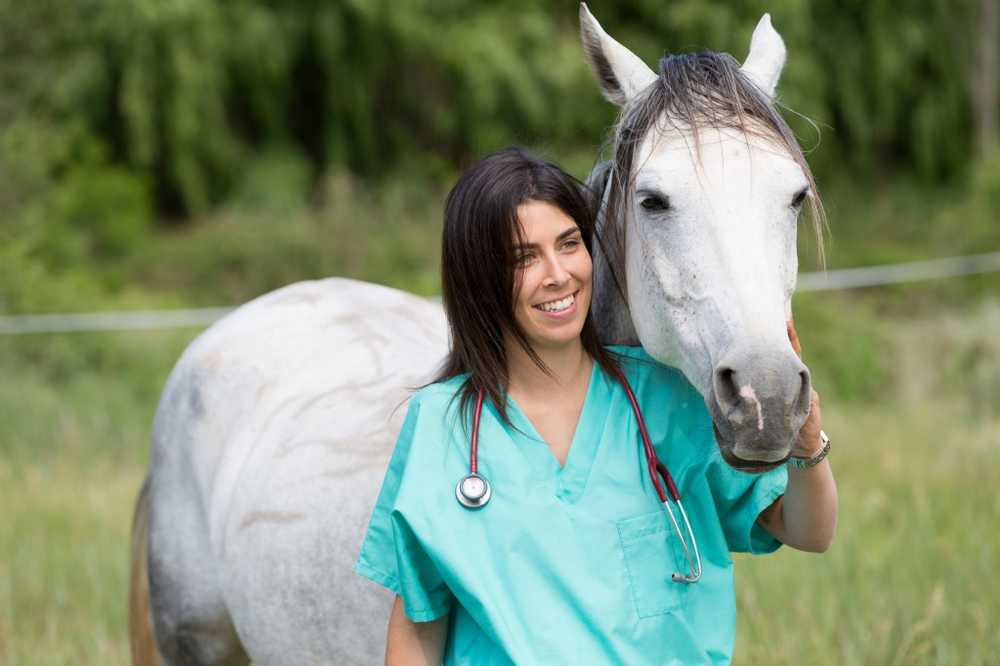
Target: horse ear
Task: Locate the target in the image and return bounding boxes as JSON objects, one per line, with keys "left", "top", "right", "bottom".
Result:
{"left": 579, "top": 3, "right": 657, "bottom": 107}
{"left": 740, "top": 14, "right": 787, "bottom": 98}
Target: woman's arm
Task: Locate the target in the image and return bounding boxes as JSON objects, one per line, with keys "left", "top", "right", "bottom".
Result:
{"left": 756, "top": 321, "right": 839, "bottom": 553}
{"left": 385, "top": 595, "right": 449, "bottom": 666}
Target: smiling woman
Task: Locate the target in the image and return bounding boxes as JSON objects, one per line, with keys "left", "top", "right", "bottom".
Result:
{"left": 353, "top": 146, "right": 836, "bottom": 665}
{"left": 432, "top": 146, "right": 622, "bottom": 427}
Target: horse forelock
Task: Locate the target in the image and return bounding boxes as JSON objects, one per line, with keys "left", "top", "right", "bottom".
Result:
{"left": 601, "top": 49, "right": 827, "bottom": 295}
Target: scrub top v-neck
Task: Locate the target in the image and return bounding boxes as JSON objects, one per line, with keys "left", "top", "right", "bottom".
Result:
{"left": 504, "top": 359, "right": 603, "bottom": 503}
{"left": 355, "top": 346, "right": 788, "bottom": 665}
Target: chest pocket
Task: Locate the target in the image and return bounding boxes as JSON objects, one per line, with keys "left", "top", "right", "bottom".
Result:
{"left": 616, "top": 509, "right": 689, "bottom": 618}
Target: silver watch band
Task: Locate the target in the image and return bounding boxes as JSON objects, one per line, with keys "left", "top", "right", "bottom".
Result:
{"left": 787, "top": 430, "right": 831, "bottom": 470}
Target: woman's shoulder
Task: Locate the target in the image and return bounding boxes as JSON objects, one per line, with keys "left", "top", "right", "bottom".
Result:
{"left": 390, "top": 376, "right": 469, "bottom": 464}
{"left": 604, "top": 344, "right": 690, "bottom": 388}
{"left": 407, "top": 373, "right": 458, "bottom": 401}
{"left": 404, "top": 373, "right": 469, "bottom": 422}
{"left": 603, "top": 345, "right": 715, "bottom": 453}
{"left": 603, "top": 345, "right": 706, "bottom": 416}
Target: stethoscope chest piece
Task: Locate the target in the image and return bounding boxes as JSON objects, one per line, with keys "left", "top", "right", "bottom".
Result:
{"left": 456, "top": 473, "right": 491, "bottom": 509}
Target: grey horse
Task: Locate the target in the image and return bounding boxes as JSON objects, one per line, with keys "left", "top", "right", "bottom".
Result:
{"left": 129, "top": 6, "right": 823, "bottom": 664}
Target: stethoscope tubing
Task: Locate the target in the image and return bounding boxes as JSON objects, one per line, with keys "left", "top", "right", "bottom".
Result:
{"left": 460, "top": 365, "right": 703, "bottom": 583}
{"left": 470, "top": 389, "right": 484, "bottom": 475}
{"left": 611, "top": 366, "right": 702, "bottom": 583}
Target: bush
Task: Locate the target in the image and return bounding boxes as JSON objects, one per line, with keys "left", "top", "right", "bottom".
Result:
{"left": 42, "top": 165, "right": 153, "bottom": 260}
{"left": 791, "top": 292, "right": 893, "bottom": 403}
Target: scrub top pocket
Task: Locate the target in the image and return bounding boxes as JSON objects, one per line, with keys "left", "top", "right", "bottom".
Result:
{"left": 616, "top": 509, "right": 688, "bottom": 618}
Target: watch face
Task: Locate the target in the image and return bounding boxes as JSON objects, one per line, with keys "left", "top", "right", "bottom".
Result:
{"left": 461, "top": 476, "right": 486, "bottom": 499}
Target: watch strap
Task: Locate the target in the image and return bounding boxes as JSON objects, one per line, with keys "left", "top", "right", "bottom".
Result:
{"left": 787, "top": 430, "right": 831, "bottom": 470}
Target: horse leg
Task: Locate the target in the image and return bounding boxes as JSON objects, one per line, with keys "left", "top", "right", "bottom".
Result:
{"left": 146, "top": 469, "right": 249, "bottom": 666}
{"left": 129, "top": 475, "right": 163, "bottom": 666}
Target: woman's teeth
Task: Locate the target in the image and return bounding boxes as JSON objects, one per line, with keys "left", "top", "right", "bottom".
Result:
{"left": 535, "top": 293, "right": 574, "bottom": 313}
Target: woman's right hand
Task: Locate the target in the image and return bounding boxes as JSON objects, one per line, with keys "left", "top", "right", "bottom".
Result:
{"left": 385, "top": 595, "right": 449, "bottom": 666}
{"left": 786, "top": 318, "right": 824, "bottom": 458}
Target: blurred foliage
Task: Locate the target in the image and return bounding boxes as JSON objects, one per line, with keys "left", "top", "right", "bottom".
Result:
{"left": 0, "top": 0, "right": 991, "bottom": 219}
{"left": 0, "top": 0, "right": 997, "bottom": 402}
{"left": 1, "top": 5, "right": 996, "bottom": 658}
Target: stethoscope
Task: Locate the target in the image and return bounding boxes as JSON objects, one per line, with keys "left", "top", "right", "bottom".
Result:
{"left": 455, "top": 369, "right": 703, "bottom": 584}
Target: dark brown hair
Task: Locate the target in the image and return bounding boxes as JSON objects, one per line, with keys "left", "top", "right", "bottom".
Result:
{"left": 434, "top": 146, "right": 620, "bottom": 425}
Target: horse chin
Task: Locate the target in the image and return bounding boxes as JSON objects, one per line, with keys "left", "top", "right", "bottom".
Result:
{"left": 713, "top": 424, "right": 790, "bottom": 474}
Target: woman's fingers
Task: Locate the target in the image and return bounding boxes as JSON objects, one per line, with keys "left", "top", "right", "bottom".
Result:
{"left": 796, "top": 389, "right": 823, "bottom": 455}
{"left": 786, "top": 319, "right": 802, "bottom": 359}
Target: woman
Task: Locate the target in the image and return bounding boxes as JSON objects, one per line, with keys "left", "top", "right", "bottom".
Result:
{"left": 354, "top": 147, "right": 838, "bottom": 664}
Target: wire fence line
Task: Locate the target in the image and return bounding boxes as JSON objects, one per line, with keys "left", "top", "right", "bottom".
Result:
{"left": 0, "top": 307, "right": 235, "bottom": 335}
{"left": 796, "top": 251, "right": 1000, "bottom": 291}
{"left": 3, "top": 251, "right": 1000, "bottom": 335}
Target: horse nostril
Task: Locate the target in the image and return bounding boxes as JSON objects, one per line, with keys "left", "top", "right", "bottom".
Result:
{"left": 797, "top": 368, "right": 811, "bottom": 413}
{"left": 713, "top": 366, "right": 739, "bottom": 409}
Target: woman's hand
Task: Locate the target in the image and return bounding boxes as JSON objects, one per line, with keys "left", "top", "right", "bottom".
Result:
{"left": 756, "top": 318, "right": 838, "bottom": 553}
{"left": 787, "top": 319, "right": 824, "bottom": 458}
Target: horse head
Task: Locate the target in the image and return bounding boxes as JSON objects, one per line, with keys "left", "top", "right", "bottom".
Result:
{"left": 581, "top": 4, "right": 824, "bottom": 472}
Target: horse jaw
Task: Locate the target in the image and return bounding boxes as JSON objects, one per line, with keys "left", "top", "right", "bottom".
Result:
{"left": 627, "top": 126, "right": 811, "bottom": 472}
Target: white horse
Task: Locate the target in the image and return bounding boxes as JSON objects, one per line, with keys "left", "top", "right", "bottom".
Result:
{"left": 129, "top": 6, "right": 823, "bottom": 664}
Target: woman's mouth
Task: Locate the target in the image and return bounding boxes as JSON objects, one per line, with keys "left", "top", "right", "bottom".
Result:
{"left": 533, "top": 291, "right": 578, "bottom": 317}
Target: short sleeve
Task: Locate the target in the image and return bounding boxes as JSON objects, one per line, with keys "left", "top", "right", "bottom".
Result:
{"left": 354, "top": 394, "right": 455, "bottom": 621}
{"left": 706, "top": 451, "right": 788, "bottom": 554}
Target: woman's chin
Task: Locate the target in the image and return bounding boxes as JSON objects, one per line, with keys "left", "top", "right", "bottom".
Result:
{"left": 525, "top": 324, "right": 587, "bottom": 351}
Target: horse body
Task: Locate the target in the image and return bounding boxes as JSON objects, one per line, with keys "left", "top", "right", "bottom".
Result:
{"left": 138, "top": 279, "right": 446, "bottom": 664}
{"left": 132, "top": 8, "right": 825, "bottom": 664}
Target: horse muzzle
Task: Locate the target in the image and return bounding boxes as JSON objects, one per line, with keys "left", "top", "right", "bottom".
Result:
{"left": 707, "top": 345, "right": 811, "bottom": 473}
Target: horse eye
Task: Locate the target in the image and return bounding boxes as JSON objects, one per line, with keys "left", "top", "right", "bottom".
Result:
{"left": 791, "top": 188, "right": 809, "bottom": 209}
{"left": 640, "top": 195, "right": 670, "bottom": 212}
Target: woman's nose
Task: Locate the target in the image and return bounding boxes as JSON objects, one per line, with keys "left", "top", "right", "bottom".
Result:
{"left": 542, "top": 254, "right": 571, "bottom": 286}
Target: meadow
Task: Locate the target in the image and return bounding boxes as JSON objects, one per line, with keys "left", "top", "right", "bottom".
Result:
{"left": 3, "top": 1, "right": 998, "bottom": 662}
{"left": 2, "top": 293, "right": 998, "bottom": 664}
{"left": 2, "top": 155, "right": 999, "bottom": 666}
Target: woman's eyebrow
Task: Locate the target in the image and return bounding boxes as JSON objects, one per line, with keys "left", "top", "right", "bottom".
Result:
{"left": 514, "top": 227, "right": 582, "bottom": 250}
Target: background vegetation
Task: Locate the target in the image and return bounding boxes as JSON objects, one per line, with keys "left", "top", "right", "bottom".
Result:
{"left": 1, "top": 0, "right": 997, "bottom": 663}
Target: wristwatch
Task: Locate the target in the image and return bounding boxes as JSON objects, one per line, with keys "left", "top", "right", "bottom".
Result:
{"left": 787, "top": 430, "right": 831, "bottom": 470}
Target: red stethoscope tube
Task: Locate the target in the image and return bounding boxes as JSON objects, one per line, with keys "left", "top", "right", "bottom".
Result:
{"left": 462, "top": 366, "right": 703, "bottom": 583}
{"left": 470, "top": 389, "right": 484, "bottom": 475}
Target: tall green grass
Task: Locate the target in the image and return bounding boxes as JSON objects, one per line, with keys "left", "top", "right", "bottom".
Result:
{"left": 1, "top": 302, "right": 997, "bottom": 664}
{"left": 1, "top": 165, "right": 998, "bottom": 663}
{"left": 736, "top": 402, "right": 1000, "bottom": 665}
{"left": 0, "top": 330, "right": 198, "bottom": 663}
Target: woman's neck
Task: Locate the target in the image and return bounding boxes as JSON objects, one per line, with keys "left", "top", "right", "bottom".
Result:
{"left": 505, "top": 337, "right": 592, "bottom": 398}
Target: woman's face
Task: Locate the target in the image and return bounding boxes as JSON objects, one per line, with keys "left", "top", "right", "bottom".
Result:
{"left": 511, "top": 200, "right": 593, "bottom": 352}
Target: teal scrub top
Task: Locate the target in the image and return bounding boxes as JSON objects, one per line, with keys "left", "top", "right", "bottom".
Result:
{"left": 355, "top": 346, "right": 787, "bottom": 665}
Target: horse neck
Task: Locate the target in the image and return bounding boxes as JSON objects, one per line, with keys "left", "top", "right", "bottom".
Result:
{"left": 588, "top": 161, "right": 639, "bottom": 347}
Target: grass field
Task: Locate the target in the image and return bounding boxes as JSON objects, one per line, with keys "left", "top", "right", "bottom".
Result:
{"left": 1, "top": 303, "right": 998, "bottom": 665}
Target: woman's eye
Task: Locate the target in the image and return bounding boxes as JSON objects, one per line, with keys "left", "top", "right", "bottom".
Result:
{"left": 791, "top": 188, "right": 809, "bottom": 209}
{"left": 515, "top": 253, "right": 535, "bottom": 266}
{"left": 640, "top": 195, "right": 670, "bottom": 213}
{"left": 562, "top": 239, "right": 580, "bottom": 250}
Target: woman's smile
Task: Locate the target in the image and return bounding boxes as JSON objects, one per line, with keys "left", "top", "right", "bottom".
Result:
{"left": 533, "top": 290, "right": 578, "bottom": 316}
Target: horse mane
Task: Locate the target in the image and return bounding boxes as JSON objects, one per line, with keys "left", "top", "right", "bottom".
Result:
{"left": 598, "top": 50, "right": 827, "bottom": 299}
